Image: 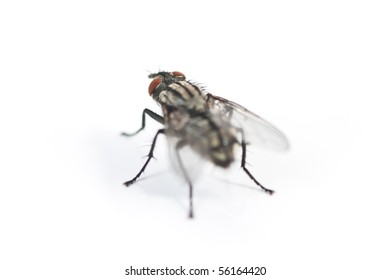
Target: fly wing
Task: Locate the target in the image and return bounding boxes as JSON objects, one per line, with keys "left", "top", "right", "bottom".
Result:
{"left": 206, "top": 94, "right": 290, "bottom": 151}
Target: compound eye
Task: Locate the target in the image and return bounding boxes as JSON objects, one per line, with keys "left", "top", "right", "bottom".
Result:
{"left": 172, "top": 71, "right": 186, "bottom": 80}
{"left": 148, "top": 77, "right": 162, "bottom": 96}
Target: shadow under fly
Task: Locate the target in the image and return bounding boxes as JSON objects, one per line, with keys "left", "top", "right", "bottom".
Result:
{"left": 122, "top": 71, "right": 289, "bottom": 218}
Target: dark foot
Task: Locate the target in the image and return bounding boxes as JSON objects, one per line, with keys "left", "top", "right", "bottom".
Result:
{"left": 123, "top": 179, "right": 136, "bottom": 187}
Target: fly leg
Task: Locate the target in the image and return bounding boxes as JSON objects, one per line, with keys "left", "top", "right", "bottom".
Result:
{"left": 175, "top": 139, "right": 194, "bottom": 219}
{"left": 121, "top": 109, "right": 164, "bottom": 137}
{"left": 238, "top": 129, "right": 275, "bottom": 195}
{"left": 123, "top": 129, "right": 165, "bottom": 186}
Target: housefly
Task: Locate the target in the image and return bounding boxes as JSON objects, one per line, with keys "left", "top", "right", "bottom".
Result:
{"left": 122, "top": 71, "right": 289, "bottom": 218}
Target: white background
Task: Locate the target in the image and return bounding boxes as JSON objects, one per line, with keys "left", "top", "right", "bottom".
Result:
{"left": 1, "top": 1, "right": 390, "bottom": 279}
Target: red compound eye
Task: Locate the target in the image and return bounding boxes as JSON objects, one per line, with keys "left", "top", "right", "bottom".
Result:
{"left": 172, "top": 71, "right": 186, "bottom": 79}
{"left": 148, "top": 77, "right": 161, "bottom": 96}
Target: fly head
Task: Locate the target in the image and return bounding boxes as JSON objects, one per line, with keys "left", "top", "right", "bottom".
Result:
{"left": 148, "top": 71, "right": 186, "bottom": 101}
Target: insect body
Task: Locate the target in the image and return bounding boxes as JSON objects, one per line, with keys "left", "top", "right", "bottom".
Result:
{"left": 122, "top": 71, "right": 289, "bottom": 218}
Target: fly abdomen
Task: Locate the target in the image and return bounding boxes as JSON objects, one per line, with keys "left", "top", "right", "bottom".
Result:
{"left": 181, "top": 114, "right": 237, "bottom": 168}
{"left": 207, "top": 126, "right": 237, "bottom": 168}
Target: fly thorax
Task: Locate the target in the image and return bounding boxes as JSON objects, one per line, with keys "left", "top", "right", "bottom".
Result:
{"left": 169, "top": 110, "right": 190, "bottom": 131}
{"left": 158, "top": 91, "right": 169, "bottom": 105}
{"left": 162, "top": 81, "right": 207, "bottom": 110}
{"left": 191, "top": 96, "right": 208, "bottom": 112}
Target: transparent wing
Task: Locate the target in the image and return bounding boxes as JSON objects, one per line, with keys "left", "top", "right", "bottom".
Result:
{"left": 206, "top": 94, "right": 290, "bottom": 151}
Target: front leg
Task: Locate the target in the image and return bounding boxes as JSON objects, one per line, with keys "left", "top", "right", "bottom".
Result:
{"left": 121, "top": 108, "right": 164, "bottom": 137}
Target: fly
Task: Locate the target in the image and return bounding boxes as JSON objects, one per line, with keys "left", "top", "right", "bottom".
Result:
{"left": 122, "top": 71, "right": 289, "bottom": 218}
